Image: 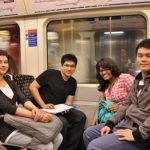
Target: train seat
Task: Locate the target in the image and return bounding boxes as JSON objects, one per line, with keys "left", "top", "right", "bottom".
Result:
{"left": 4, "top": 74, "right": 34, "bottom": 99}
{"left": 74, "top": 85, "right": 100, "bottom": 127}
{"left": 2, "top": 74, "right": 34, "bottom": 150}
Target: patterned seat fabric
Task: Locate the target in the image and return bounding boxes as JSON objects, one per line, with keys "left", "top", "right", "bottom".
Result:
{"left": 3, "top": 74, "right": 11, "bottom": 80}
{"left": 4, "top": 74, "right": 34, "bottom": 99}
{"left": 13, "top": 74, "right": 34, "bottom": 99}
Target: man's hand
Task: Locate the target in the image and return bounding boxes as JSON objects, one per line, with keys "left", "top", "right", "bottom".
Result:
{"left": 61, "top": 109, "right": 69, "bottom": 115}
{"left": 100, "top": 126, "right": 111, "bottom": 136}
{"left": 42, "top": 103, "right": 55, "bottom": 109}
{"left": 114, "top": 129, "right": 135, "bottom": 141}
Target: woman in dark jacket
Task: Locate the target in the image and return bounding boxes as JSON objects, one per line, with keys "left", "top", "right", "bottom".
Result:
{"left": 0, "top": 50, "right": 62, "bottom": 150}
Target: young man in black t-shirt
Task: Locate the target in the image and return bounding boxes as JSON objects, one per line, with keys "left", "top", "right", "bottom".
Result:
{"left": 30, "top": 54, "right": 86, "bottom": 150}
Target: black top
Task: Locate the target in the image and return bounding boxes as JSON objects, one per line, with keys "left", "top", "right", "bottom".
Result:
{"left": 0, "top": 79, "right": 28, "bottom": 142}
{"left": 34, "top": 69, "right": 77, "bottom": 106}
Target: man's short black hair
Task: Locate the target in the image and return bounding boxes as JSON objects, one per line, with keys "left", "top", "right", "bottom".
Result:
{"left": 136, "top": 39, "right": 150, "bottom": 54}
{"left": 61, "top": 53, "right": 78, "bottom": 66}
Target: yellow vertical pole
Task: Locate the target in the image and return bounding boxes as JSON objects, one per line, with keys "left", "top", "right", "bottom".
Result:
{"left": 109, "top": 16, "right": 112, "bottom": 57}
{"left": 61, "top": 20, "right": 65, "bottom": 54}
{"left": 70, "top": 20, "right": 74, "bottom": 52}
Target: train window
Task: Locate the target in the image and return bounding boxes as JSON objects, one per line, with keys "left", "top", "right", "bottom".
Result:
{"left": 47, "top": 15, "right": 146, "bottom": 83}
{"left": 0, "top": 24, "right": 20, "bottom": 74}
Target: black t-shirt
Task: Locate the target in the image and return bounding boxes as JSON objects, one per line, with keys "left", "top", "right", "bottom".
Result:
{"left": 35, "top": 69, "right": 77, "bottom": 105}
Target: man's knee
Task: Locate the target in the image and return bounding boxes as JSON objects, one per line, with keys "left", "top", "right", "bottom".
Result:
{"left": 84, "top": 126, "right": 95, "bottom": 136}
{"left": 87, "top": 140, "right": 102, "bottom": 150}
{"left": 58, "top": 115, "right": 69, "bottom": 127}
{"left": 83, "top": 127, "right": 93, "bottom": 144}
{"left": 83, "top": 128, "right": 89, "bottom": 139}
{"left": 79, "top": 111, "right": 86, "bottom": 124}
{"left": 72, "top": 109, "right": 86, "bottom": 123}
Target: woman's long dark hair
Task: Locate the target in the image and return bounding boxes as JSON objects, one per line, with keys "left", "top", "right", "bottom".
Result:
{"left": 96, "top": 58, "right": 121, "bottom": 91}
{"left": 0, "top": 50, "right": 18, "bottom": 74}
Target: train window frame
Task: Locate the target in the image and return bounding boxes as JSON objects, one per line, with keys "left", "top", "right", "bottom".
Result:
{"left": 0, "top": 24, "right": 20, "bottom": 74}
{"left": 46, "top": 14, "right": 146, "bottom": 84}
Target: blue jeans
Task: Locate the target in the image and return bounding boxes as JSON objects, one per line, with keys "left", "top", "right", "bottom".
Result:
{"left": 83, "top": 122, "right": 149, "bottom": 150}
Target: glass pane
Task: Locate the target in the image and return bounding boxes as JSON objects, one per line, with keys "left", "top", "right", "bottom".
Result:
{"left": 47, "top": 15, "right": 146, "bottom": 83}
{"left": 0, "top": 24, "right": 20, "bottom": 74}
{"left": 95, "top": 15, "right": 146, "bottom": 76}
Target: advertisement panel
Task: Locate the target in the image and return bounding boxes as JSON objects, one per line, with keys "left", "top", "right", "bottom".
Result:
{"left": 0, "top": 0, "right": 26, "bottom": 18}
{"left": 0, "top": 0, "right": 150, "bottom": 18}
{"left": 25, "top": 0, "right": 150, "bottom": 14}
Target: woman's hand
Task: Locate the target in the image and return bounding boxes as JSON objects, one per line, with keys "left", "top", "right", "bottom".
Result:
{"left": 108, "top": 104, "right": 120, "bottom": 112}
{"left": 39, "top": 112, "right": 53, "bottom": 122}
{"left": 32, "top": 108, "right": 53, "bottom": 122}
{"left": 32, "top": 107, "right": 40, "bottom": 117}
{"left": 99, "top": 92, "right": 106, "bottom": 100}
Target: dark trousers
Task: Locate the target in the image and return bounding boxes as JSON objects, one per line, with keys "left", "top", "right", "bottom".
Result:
{"left": 57, "top": 109, "right": 86, "bottom": 150}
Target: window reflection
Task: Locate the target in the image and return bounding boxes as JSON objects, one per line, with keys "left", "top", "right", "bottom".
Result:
{"left": 0, "top": 24, "right": 20, "bottom": 74}
{"left": 47, "top": 15, "right": 146, "bottom": 83}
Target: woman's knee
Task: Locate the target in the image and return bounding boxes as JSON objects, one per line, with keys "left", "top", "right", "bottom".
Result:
{"left": 53, "top": 133, "right": 63, "bottom": 150}
{"left": 44, "top": 142, "right": 54, "bottom": 150}
{"left": 54, "top": 133, "right": 63, "bottom": 144}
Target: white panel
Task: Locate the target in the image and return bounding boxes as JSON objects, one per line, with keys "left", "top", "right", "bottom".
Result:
{"left": 16, "top": 18, "right": 26, "bottom": 74}
{"left": 24, "top": 17, "right": 39, "bottom": 76}
{"left": 36, "top": 17, "right": 48, "bottom": 75}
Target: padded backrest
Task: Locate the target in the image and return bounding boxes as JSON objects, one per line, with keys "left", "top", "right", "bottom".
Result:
{"left": 4, "top": 74, "right": 34, "bottom": 99}
{"left": 13, "top": 74, "right": 34, "bottom": 99}
{"left": 3, "top": 74, "right": 11, "bottom": 80}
